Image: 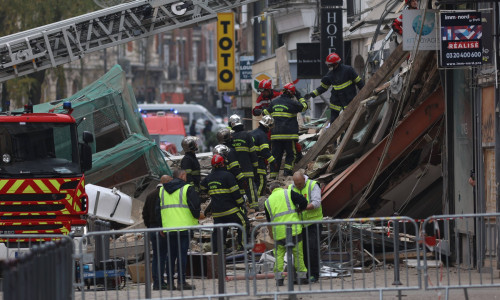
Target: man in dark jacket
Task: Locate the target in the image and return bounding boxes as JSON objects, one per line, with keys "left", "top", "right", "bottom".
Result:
{"left": 264, "top": 83, "right": 308, "bottom": 178}
{"left": 159, "top": 168, "right": 203, "bottom": 291}
{"left": 304, "top": 53, "right": 364, "bottom": 123}
{"left": 228, "top": 115, "right": 260, "bottom": 210}
{"left": 180, "top": 136, "right": 201, "bottom": 192}
{"left": 142, "top": 174, "right": 172, "bottom": 290}
{"left": 250, "top": 115, "right": 275, "bottom": 196}
{"left": 201, "top": 154, "right": 249, "bottom": 253}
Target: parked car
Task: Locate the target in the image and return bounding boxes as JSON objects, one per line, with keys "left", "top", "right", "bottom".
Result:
{"left": 142, "top": 113, "right": 186, "bottom": 155}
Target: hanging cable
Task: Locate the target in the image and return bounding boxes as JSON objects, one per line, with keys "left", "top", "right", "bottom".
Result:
{"left": 348, "top": 0, "right": 432, "bottom": 218}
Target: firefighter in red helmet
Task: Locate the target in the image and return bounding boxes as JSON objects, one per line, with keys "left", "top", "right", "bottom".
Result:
{"left": 253, "top": 79, "right": 282, "bottom": 116}
{"left": 263, "top": 83, "right": 308, "bottom": 178}
{"left": 392, "top": 0, "right": 419, "bottom": 36}
{"left": 201, "top": 154, "right": 249, "bottom": 253}
{"left": 304, "top": 53, "right": 364, "bottom": 123}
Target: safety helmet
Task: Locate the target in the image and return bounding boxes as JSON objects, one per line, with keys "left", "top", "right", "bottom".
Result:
{"left": 211, "top": 154, "right": 225, "bottom": 168}
{"left": 283, "top": 82, "right": 296, "bottom": 95}
{"left": 258, "top": 79, "right": 272, "bottom": 92}
{"left": 213, "top": 144, "right": 230, "bottom": 158}
{"left": 229, "top": 114, "right": 243, "bottom": 128}
{"left": 181, "top": 136, "right": 198, "bottom": 152}
{"left": 217, "top": 128, "right": 232, "bottom": 144}
{"left": 259, "top": 115, "right": 274, "bottom": 129}
{"left": 326, "top": 53, "right": 341, "bottom": 65}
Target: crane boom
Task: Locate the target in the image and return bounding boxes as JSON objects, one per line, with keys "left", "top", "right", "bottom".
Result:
{"left": 0, "top": 0, "right": 257, "bottom": 83}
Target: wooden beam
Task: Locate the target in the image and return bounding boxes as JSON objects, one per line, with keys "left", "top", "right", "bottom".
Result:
{"left": 320, "top": 87, "right": 444, "bottom": 217}
{"left": 294, "top": 44, "right": 409, "bottom": 171}
{"left": 326, "top": 101, "right": 367, "bottom": 173}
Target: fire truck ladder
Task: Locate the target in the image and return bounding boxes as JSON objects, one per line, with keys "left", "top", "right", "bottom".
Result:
{"left": 0, "top": 0, "right": 257, "bottom": 83}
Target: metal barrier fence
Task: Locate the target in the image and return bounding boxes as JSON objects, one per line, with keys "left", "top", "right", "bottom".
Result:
{"left": 2, "top": 214, "right": 500, "bottom": 300}
{"left": 422, "top": 213, "right": 500, "bottom": 299}
{"left": 0, "top": 234, "right": 74, "bottom": 300}
{"left": 74, "top": 223, "right": 250, "bottom": 300}
{"left": 249, "top": 217, "right": 421, "bottom": 299}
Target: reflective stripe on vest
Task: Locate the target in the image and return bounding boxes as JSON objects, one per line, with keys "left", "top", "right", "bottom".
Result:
{"left": 160, "top": 185, "right": 198, "bottom": 230}
{"left": 332, "top": 80, "right": 353, "bottom": 90}
{"left": 265, "top": 188, "right": 302, "bottom": 240}
{"left": 212, "top": 207, "right": 241, "bottom": 218}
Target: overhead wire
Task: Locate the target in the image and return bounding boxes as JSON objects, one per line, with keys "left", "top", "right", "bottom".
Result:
{"left": 348, "top": 0, "right": 432, "bottom": 218}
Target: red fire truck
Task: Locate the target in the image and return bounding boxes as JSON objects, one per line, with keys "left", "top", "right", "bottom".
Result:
{"left": 0, "top": 103, "right": 93, "bottom": 242}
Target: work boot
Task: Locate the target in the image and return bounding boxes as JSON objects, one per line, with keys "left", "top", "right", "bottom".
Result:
{"left": 294, "top": 278, "right": 310, "bottom": 285}
{"left": 177, "top": 282, "right": 195, "bottom": 290}
{"left": 276, "top": 279, "right": 284, "bottom": 286}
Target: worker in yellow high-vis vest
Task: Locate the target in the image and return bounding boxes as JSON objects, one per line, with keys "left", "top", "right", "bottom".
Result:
{"left": 160, "top": 168, "right": 204, "bottom": 291}
{"left": 291, "top": 170, "right": 324, "bottom": 283}
{"left": 264, "top": 181, "right": 309, "bottom": 286}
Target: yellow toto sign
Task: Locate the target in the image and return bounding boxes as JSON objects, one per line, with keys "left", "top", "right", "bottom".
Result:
{"left": 217, "top": 12, "right": 235, "bottom": 91}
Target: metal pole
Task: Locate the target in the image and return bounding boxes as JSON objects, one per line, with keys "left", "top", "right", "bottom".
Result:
{"left": 392, "top": 218, "right": 402, "bottom": 285}
{"left": 217, "top": 227, "right": 226, "bottom": 300}
{"left": 285, "top": 225, "right": 296, "bottom": 300}
{"left": 144, "top": 232, "right": 151, "bottom": 299}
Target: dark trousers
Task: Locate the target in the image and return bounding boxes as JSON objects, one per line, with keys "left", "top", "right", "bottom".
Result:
{"left": 330, "top": 107, "right": 341, "bottom": 122}
{"left": 212, "top": 210, "right": 249, "bottom": 253}
{"left": 271, "top": 140, "right": 296, "bottom": 177}
{"left": 150, "top": 232, "right": 168, "bottom": 287}
{"left": 165, "top": 231, "right": 190, "bottom": 284}
{"left": 302, "top": 224, "right": 321, "bottom": 280}
{"left": 254, "top": 172, "right": 267, "bottom": 196}
{"left": 243, "top": 177, "right": 259, "bottom": 209}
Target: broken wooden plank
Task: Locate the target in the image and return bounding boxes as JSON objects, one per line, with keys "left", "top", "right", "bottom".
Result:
{"left": 326, "top": 102, "right": 367, "bottom": 173}
{"left": 320, "top": 87, "right": 445, "bottom": 217}
{"left": 294, "top": 44, "right": 410, "bottom": 171}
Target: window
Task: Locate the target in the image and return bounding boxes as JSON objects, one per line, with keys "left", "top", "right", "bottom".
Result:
{"left": 347, "top": 0, "right": 361, "bottom": 23}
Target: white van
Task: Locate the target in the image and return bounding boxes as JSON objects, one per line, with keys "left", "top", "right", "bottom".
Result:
{"left": 138, "top": 103, "right": 225, "bottom": 135}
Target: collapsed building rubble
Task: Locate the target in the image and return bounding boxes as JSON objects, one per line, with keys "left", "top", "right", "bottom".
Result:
{"left": 22, "top": 41, "right": 448, "bottom": 279}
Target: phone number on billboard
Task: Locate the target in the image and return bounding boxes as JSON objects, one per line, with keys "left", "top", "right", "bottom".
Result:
{"left": 445, "top": 52, "right": 482, "bottom": 59}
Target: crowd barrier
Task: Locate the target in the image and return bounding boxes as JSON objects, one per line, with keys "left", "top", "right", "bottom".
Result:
{"left": 422, "top": 213, "right": 500, "bottom": 299}
{"left": 1, "top": 234, "right": 74, "bottom": 300}
{"left": 1, "top": 214, "right": 500, "bottom": 300}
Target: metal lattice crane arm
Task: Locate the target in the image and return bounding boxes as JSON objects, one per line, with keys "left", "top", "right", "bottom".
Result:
{"left": 0, "top": 0, "right": 257, "bottom": 83}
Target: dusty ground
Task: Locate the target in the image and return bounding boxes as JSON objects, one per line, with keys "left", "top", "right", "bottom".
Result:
{"left": 71, "top": 262, "right": 500, "bottom": 300}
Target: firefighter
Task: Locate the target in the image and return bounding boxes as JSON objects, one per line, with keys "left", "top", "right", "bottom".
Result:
{"left": 201, "top": 154, "right": 249, "bottom": 253}
{"left": 264, "top": 181, "right": 309, "bottom": 286}
{"left": 159, "top": 168, "right": 203, "bottom": 291}
{"left": 304, "top": 53, "right": 364, "bottom": 123}
{"left": 392, "top": 0, "right": 419, "bottom": 37}
{"left": 291, "top": 170, "right": 323, "bottom": 283}
{"left": 263, "top": 83, "right": 308, "bottom": 178}
{"left": 250, "top": 115, "right": 275, "bottom": 196}
{"left": 217, "top": 128, "right": 247, "bottom": 195}
{"left": 180, "top": 136, "right": 201, "bottom": 192}
{"left": 213, "top": 143, "right": 246, "bottom": 195}
{"left": 228, "top": 114, "right": 260, "bottom": 211}
{"left": 252, "top": 79, "right": 282, "bottom": 116}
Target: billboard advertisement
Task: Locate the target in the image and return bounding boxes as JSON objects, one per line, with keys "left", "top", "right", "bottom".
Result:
{"left": 440, "top": 11, "right": 482, "bottom": 67}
